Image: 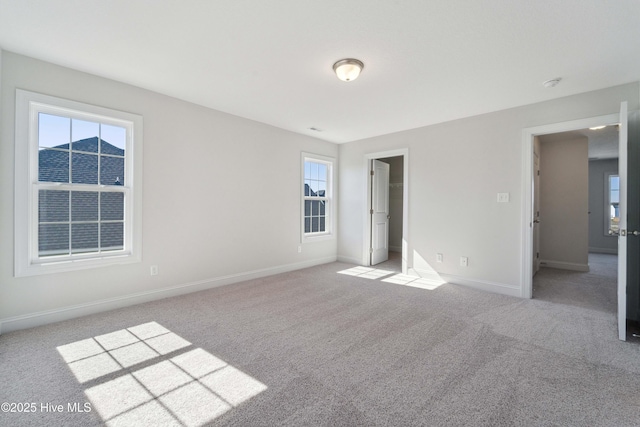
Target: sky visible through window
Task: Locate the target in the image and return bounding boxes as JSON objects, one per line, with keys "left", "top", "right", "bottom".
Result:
{"left": 38, "top": 113, "right": 126, "bottom": 151}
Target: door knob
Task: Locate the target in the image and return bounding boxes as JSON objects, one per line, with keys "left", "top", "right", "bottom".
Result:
{"left": 387, "top": 215, "right": 391, "bottom": 219}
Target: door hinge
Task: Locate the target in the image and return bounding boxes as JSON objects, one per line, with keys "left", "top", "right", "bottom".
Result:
{"left": 536, "top": 252, "right": 539, "bottom": 259}
{"left": 370, "top": 248, "right": 373, "bottom": 254}
{"left": 370, "top": 170, "right": 374, "bottom": 176}
{"left": 370, "top": 208, "right": 374, "bottom": 214}
{"left": 537, "top": 170, "right": 540, "bottom": 176}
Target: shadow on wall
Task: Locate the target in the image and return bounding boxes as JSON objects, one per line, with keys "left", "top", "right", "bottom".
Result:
{"left": 57, "top": 322, "right": 267, "bottom": 426}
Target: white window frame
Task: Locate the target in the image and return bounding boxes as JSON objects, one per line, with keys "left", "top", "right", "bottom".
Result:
{"left": 14, "top": 89, "right": 143, "bottom": 276}
{"left": 301, "top": 152, "right": 335, "bottom": 242}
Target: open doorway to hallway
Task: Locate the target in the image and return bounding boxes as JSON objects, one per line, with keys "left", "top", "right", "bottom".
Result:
{"left": 532, "top": 125, "right": 619, "bottom": 315}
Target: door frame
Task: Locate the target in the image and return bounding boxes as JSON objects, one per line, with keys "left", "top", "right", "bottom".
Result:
{"left": 363, "top": 149, "right": 409, "bottom": 274}
{"left": 521, "top": 113, "right": 620, "bottom": 299}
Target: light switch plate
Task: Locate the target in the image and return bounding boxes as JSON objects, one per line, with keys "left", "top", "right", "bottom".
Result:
{"left": 497, "top": 192, "right": 510, "bottom": 203}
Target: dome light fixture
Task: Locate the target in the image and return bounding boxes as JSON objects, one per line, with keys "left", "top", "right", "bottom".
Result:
{"left": 333, "top": 58, "right": 364, "bottom": 82}
{"left": 542, "top": 77, "right": 562, "bottom": 88}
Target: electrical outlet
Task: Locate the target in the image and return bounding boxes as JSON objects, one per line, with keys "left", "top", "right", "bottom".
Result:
{"left": 460, "top": 257, "right": 468, "bottom": 267}
{"left": 150, "top": 265, "right": 158, "bottom": 276}
{"left": 436, "top": 253, "right": 443, "bottom": 263}
{"left": 297, "top": 245, "right": 302, "bottom": 253}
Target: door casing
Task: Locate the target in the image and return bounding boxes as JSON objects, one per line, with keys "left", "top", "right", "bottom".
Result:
{"left": 521, "top": 112, "right": 620, "bottom": 298}
{"left": 363, "top": 149, "right": 409, "bottom": 274}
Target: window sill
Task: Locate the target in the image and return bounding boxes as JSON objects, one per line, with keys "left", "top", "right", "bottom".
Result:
{"left": 15, "top": 253, "right": 141, "bottom": 277}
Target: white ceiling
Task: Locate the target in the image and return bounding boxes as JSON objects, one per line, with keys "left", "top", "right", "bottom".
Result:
{"left": 1, "top": 1, "right": 640, "bottom": 144}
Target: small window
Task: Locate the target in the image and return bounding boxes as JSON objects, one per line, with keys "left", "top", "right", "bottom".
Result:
{"left": 606, "top": 173, "right": 620, "bottom": 235}
{"left": 15, "top": 90, "right": 143, "bottom": 276}
{"left": 302, "top": 154, "right": 334, "bottom": 240}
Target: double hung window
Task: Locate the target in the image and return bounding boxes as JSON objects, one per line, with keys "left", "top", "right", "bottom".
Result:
{"left": 302, "top": 154, "right": 334, "bottom": 240}
{"left": 15, "top": 90, "right": 142, "bottom": 276}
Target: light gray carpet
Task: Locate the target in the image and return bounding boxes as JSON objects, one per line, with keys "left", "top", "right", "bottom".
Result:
{"left": 2, "top": 260, "right": 640, "bottom": 426}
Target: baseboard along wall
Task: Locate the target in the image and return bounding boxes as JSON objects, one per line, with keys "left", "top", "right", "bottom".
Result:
{"left": 0, "top": 256, "right": 337, "bottom": 335}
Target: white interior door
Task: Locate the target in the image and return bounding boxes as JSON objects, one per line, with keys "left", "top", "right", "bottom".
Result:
{"left": 617, "top": 101, "right": 628, "bottom": 341}
{"left": 371, "top": 160, "right": 390, "bottom": 265}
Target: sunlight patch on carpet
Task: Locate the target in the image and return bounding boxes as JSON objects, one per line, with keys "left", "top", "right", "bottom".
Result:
{"left": 337, "top": 266, "right": 445, "bottom": 290}
{"left": 57, "top": 322, "right": 267, "bottom": 426}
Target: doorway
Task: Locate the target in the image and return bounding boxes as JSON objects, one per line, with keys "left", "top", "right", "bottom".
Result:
{"left": 364, "top": 149, "right": 409, "bottom": 274}
{"left": 521, "top": 107, "right": 628, "bottom": 340}
{"left": 532, "top": 126, "right": 619, "bottom": 314}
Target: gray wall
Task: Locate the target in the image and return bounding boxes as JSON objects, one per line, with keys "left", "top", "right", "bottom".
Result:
{"left": 379, "top": 156, "right": 404, "bottom": 252}
{"left": 0, "top": 51, "right": 338, "bottom": 332}
{"left": 338, "top": 82, "right": 639, "bottom": 296}
{"left": 539, "top": 137, "right": 589, "bottom": 270}
{"left": 588, "top": 158, "right": 619, "bottom": 254}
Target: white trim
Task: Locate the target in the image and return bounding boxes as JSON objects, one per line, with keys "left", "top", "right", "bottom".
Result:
{"left": 14, "top": 89, "right": 143, "bottom": 276}
{"left": 538, "top": 260, "right": 590, "bottom": 272}
{"left": 589, "top": 247, "right": 618, "bottom": 255}
{"left": 0, "top": 256, "right": 337, "bottom": 335}
{"left": 363, "top": 149, "right": 409, "bottom": 274}
{"left": 337, "top": 255, "right": 362, "bottom": 264}
{"left": 412, "top": 268, "right": 521, "bottom": 297}
{"left": 521, "top": 113, "right": 620, "bottom": 298}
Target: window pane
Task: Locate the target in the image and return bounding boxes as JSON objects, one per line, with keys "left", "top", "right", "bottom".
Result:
{"left": 39, "top": 223, "right": 69, "bottom": 255}
{"left": 305, "top": 180, "right": 312, "bottom": 196}
{"left": 100, "top": 156, "right": 125, "bottom": 185}
{"left": 311, "top": 201, "right": 319, "bottom": 216}
{"left": 39, "top": 190, "right": 69, "bottom": 222}
{"left": 304, "top": 218, "right": 311, "bottom": 233}
{"left": 71, "top": 191, "right": 98, "bottom": 221}
{"left": 304, "top": 161, "right": 311, "bottom": 180}
{"left": 609, "top": 175, "right": 620, "bottom": 232}
{"left": 319, "top": 217, "right": 326, "bottom": 232}
{"left": 71, "top": 223, "right": 99, "bottom": 253}
{"left": 320, "top": 200, "right": 326, "bottom": 215}
{"left": 39, "top": 149, "right": 69, "bottom": 183}
{"left": 310, "top": 162, "right": 318, "bottom": 180}
{"left": 71, "top": 136, "right": 99, "bottom": 153}
{"left": 72, "top": 153, "right": 98, "bottom": 184}
{"left": 39, "top": 113, "right": 70, "bottom": 149}
{"left": 318, "top": 180, "right": 326, "bottom": 197}
{"left": 304, "top": 200, "right": 311, "bottom": 216}
{"left": 72, "top": 119, "right": 99, "bottom": 152}
{"left": 101, "top": 192, "right": 125, "bottom": 221}
{"left": 318, "top": 163, "right": 327, "bottom": 181}
{"left": 101, "top": 124, "right": 126, "bottom": 153}
{"left": 311, "top": 217, "right": 319, "bottom": 232}
{"left": 101, "top": 222, "right": 124, "bottom": 250}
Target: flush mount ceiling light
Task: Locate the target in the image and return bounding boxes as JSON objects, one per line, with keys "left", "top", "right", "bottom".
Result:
{"left": 542, "top": 77, "right": 562, "bottom": 88}
{"left": 333, "top": 58, "right": 364, "bottom": 82}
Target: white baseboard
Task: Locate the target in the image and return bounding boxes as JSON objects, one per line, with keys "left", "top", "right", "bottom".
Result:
{"left": 539, "top": 259, "right": 590, "bottom": 272}
{"left": 413, "top": 268, "right": 521, "bottom": 298}
{"left": 0, "top": 256, "right": 337, "bottom": 335}
{"left": 589, "top": 247, "right": 618, "bottom": 255}
{"left": 337, "top": 255, "right": 362, "bottom": 265}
